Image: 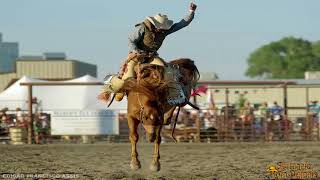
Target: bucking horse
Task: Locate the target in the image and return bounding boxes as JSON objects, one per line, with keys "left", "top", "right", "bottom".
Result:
{"left": 109, "top": 57, "right": 199, "bottom": 171}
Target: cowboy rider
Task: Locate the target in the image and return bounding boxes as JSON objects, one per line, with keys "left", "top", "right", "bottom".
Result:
{"left": 98, "top": 2, "right": 197, "bottom": 103}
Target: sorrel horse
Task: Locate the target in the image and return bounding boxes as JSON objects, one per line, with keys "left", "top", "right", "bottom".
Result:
{"left": 121, "top": 58, "right": 199, "bottom": 171}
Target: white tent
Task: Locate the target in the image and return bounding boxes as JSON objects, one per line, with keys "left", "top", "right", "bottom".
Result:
{"left": 0, "top": 75, "right": 127, "bottom": 111}
{"left": 0, "top": 76, "right": 46, "bottom": 110}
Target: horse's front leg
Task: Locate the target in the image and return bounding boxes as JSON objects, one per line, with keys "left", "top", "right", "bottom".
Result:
{"left": 128, "top": 116, "right": 141, "bottom": 170}
{"left": 150, "top": 126, "right": 162, "bottom": 171}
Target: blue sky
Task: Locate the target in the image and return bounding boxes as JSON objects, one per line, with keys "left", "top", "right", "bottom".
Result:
{"left": 1, "top": 0, "right": 320, "bottom": 80}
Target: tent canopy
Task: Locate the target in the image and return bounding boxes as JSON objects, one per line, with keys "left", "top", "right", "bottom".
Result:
{"left": 0, "top": 75, "right": 127, "bottom": 111}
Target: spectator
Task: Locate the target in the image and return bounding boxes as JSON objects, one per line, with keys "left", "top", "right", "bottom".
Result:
{"left": 0, "top": 107, "right": 8, "bottom": 119}
{"left": 0, "top": 114, "right": 14, "bottom": 137}
{"left": 240, "top": 101, "right": 254, "bottom": 122}
{"left": 33, "top": 114, "right": 42, "bottom": 144}
{"left": 302, "top": 100, "right": 320, "bottom": 140}
{"left": 266, "top": 101, "right": 283, "bottom": 141}
{"left": 279, "top": 114, "right": 291, "bottom": 140}
{"left": 257, "top": 102, "right": 269, "bottom": 139}
{"left": 270, "top": 101, "right": 283, "bottom": 120}
{"left": 15, "top": 108, "right": 27, "bottom": 128}
{"left": 0, "top": 115, "right": 9, "bottom": 129}
{"left": 239, "top": 101, "right": 255, "bottom": 140}
{"left": 258, "top": 102, "right": 269, "bottom": 119}
{"left": 253, "top": 102, "right": 268, "bottom": 138}
{"left": 3, "top": 114, "right": 14, "bottom": 127}
{"left": 236, "top": 94, "right": 248, "bottom": 109}
{"left": 16, "top": 108, "right": 23, "bottom": 119}
{"left": 182, "top": 110, "right": 194, "bottom": 127}
{"left": 40, "top": 113, "right": 51, "bottom": 143}
{"left": 200, "top": 111, "right": 217, "bottom": 142}
{"left": 308, "top": 100, "right": 320, "bottom": 125}
{"left": 203, "top": 112, "right": 213, "bottom": 129}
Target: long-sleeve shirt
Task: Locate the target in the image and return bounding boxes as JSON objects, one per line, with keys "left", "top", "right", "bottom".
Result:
{"left": 308, "top": 104, "right": 320, "bottom": 115}
{"left": 128, "top": 12, "right": 195, "bottom": 53}
{"left": 270, "top": 105, "right": 283, "bottom": 115}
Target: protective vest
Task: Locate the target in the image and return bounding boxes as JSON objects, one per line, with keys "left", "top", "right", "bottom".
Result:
{"left": 136, "top": 19, "right": 168, "bottom": 52}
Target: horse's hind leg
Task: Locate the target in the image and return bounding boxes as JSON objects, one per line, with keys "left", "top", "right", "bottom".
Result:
{"left": 150, "top": 126, "right": 162, "bottom": 172}
{"left": 128, "top": 116, "right": 141, "bottom": 170}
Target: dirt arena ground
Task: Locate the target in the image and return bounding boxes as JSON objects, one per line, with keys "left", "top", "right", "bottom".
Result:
{"left": 0, "top": 142, "right": 319, "bottom": 180}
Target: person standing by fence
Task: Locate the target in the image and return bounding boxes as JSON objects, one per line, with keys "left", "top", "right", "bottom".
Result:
{"left": 257, "top": 102, "right": 269, "bottom": 140}
{"left": 267, "top": 101, "right": 283, "bottom": 141}
{"left": 306, "top": 100, "right": 320, "bottom": 140}
{"left": 308, "top": 100, "right": 320, "bottom": 125}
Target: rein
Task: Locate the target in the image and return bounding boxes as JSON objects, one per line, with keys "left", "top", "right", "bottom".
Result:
{"left": 136, "top": 92, "right": 145, "bottom": 123}
{"left": 107, "top": 94, "right": 116, "bottom": 108}
{"left": 171, "top": 106, "right": 180, "bottom": 143}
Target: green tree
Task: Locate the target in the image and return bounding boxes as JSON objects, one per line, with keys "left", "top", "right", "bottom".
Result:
{"left": 246, "top": 37, "right": 320, "bottom": 79}
{"left": 312, "top": 41, "right": 320, "bottom": 58}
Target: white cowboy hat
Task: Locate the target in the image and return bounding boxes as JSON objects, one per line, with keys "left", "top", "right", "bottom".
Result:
{"left": 146, "top": 13, "right": 173, "bottom": 30}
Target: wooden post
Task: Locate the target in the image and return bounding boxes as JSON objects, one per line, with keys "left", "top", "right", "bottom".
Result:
{"left": 27, "top": 85, "right": 33, "bottom": 144}
{"left": 225, "top": 88, "right": 229, "bottom": 140}
{"left": 196, "top": 115, "right": 200, "bottom": 143}
{"left": 283, "top": 83, "right": 288, "bottom": 116}
{"left": 306, "top": 87, "right": 309, "bottom": 123}
{"left": 225, "top": 88, "right": 229, "bottom": 120}
{"left": 306, "top": 87, "right": 310, "bottom": 140}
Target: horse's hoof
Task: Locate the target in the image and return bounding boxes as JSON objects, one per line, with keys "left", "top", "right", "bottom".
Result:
{"left": 130, "top": 160, "right": 141, "bottom": 170}
{"left": 150, "top": 161, "right": 161, "bottom": 172}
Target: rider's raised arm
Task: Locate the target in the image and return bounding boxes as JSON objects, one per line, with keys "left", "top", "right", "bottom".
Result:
{"left": 166, "top": 11, "right": 195, "bottom": 35}
{"left": 128, "top": 25, "right": 145, "bottom": 53}
{"left": 166, "top": 3, "right": 196, "bottom": 35}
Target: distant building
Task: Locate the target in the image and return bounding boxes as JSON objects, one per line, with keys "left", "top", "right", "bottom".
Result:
{"left": 0, "top": 53, "right": 97, "bottom": 92}
{"left": 199, "top": 72, "right": 219, "bottom": 81}
{"left": 43, "top": 52, "right": 66, "bottom": 60}
{"left": 197, "top": 79, "right": 320, "bottom": 117}
{"left": 0, "top": 33, "right": 19, "bottom": 73}
{"left": 305, "top": 71, "right": 320, "bottom": 80}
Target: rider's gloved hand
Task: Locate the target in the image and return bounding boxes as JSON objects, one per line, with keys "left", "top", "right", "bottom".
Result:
{"left": 128, "top": 50, "right": 144, "bottom": 59}
{"left": 128, "top": 52, "right": 138, "bottom": 60}
{"left": 189, "top": 2, "right": 197, "bottom": 12}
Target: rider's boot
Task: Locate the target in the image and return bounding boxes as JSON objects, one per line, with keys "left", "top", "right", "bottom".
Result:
{"left": 113, "top": 59, "right": 138, "bottom": 101}
{"left": 99, "top": 56, "right": 165, "bottom": 103}
{"left": 98, "top": 75, "right": 124, "bottom": 103}
{"left": 115, "top": 92, "right": 125, "bottom": 101}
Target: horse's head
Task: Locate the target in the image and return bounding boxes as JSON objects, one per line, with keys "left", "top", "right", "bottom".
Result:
{"left": 140, "top": 97, "right": 164, "bottom": 142}
{"left": 124, "top": 64, "right": 167, "bottom": 142}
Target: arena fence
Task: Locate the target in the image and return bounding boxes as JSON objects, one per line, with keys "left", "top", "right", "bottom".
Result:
{"left": 111, "top": 108, "right": 320, "bottom": 143}
{"left": 1, "top": 109, "right": 319, "bottom": 144}
{"left": 1, "top": 82, "right": 320, "bottom": 144}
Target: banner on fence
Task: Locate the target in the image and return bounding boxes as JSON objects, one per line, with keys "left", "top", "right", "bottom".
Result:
{"left": 51, "top": 110, "right": 119, "bottom": 135}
